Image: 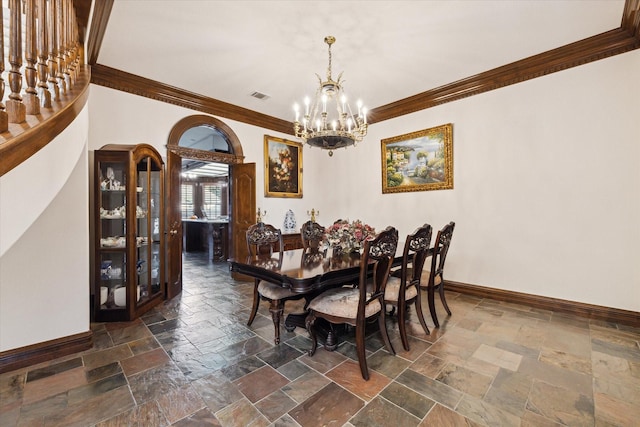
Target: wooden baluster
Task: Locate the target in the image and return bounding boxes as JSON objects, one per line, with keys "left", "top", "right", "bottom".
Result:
{"left": 47, "top": 0, "right": 60, "bottom": 100}
{"left": 0, "top": 6, "right": 8, "bottom": 132}
{"left": 24, "top": 0, "right": 41, "bottom": 115}
{"left": 60, "top": 0, "right": 69, "bottom": 88}
{"left": 71, "top": 18, "right": 79, "bottom": 80}
{"left": 7, "top": 0, "right": 26, "bottom": 123}
{"left": 64, "top": 0, "right": 74, "bottom": 86}
{"left": 56, "top": 0, "right": 67, "bottom": 94}
{"left": 74, "top": 19, "right": 82, "bottom": 77}
{"left": 37, "top": 0, "right": 52, "bottom": 108}
{"left": 71, "top": 2, "right": 80, "bottom": 80}
{"left": 64, "top": 0, "right": 72, "bottom": 83}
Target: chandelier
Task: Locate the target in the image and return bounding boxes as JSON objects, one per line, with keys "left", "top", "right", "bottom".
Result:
{"left": 293, "top": 36, "right": 367, "bottom": 156}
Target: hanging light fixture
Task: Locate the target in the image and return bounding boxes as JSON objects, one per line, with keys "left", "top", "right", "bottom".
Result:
{"left": 293, "top": 36, "right": 367, "bottom": 156}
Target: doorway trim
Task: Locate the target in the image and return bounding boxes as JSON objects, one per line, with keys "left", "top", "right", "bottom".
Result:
{"left": 167, "top": 114, "right": 245, "bottom": 162}
{"left": 166, "top": 115, "right": 244, "bottom": 299}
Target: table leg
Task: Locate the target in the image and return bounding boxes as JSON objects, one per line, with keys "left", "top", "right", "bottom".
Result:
{"left": 284, "top": 311, "right": 343, "bottom": 352}
{"left": 284, "top": 311, "right": 307, "bottom": 331}
{"left": 211, "top": 223, "right": 228, "bottom": 261}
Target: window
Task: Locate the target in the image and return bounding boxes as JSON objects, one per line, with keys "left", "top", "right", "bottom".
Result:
{"left": 178, "top": 126, "right": 231, "bottom": 153}
{"left": 202, "top": 183, "right": 223, "bottom": 218}
{"left": 181, "top": 183, "right": 194, "bottom": 218}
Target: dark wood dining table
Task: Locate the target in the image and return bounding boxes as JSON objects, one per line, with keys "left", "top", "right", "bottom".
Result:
{"left": 230, "top": 248, "right": 365, "bottom": 293}
{"left": 229, "top": 247, "right": 406, "bottom": 349}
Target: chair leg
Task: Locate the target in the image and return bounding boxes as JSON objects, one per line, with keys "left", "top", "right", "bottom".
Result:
{"left": 378, "top": 309, "right": 395, "bottom": 356}
{"left": 247, "top": 279, "right": 260, "bottom": 326}
{"left": 305, "top": 312, "right": 318, "bottom": 356}
{"left": 397, "top": 302, "right": 410, "bottom": 352}
{"left": 413, "top": 293, "right": 431, "bottom": 336}
{"left": 268, "top": 299, "right": 285, "bottom": 345}
{"left": 355, "top": 321, "right": 369, "bottom": 381}
{"left": 438, "top": 284, "right": 452, "bottom": 316}
{"left": 427, "top": 285, "right": 440, "bottom": 328}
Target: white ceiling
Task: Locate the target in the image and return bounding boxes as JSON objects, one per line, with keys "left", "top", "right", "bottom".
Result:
{"left": 97, "top": 0, "right": 624, "bottom": 123}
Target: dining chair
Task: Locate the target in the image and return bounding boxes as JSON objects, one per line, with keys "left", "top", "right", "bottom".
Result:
{"left": 246, "top": 222, "right": 304, "bottom": 344}
{"left": 305, "top": 226, "right": 399, "bottom": 380}
{"left": 422, "top": 221, "right": 456, "bottom": 327}
{"left": 300, "top": 220, "right": 325, "bottom": 250}
{"left": 384, "top": 224, "right": 432, "bottom": 350}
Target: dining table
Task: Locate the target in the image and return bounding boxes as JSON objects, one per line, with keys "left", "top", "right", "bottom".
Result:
{"left": 229, "top": 246, "right": 406, "bottom": 349}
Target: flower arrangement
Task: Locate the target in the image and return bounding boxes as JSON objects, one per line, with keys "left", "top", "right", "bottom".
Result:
{"left": 324, "top": 219, "right": 376, "bottom": 253}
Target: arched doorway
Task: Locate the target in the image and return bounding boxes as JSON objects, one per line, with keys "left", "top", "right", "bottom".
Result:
{"left": 166, "top": 115, "right": 255, "bottom": 298}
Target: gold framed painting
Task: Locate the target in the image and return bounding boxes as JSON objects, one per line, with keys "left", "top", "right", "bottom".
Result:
{"left": 264, "top": 135, "right": 303, "bottom": 198}
{"left": 381, "top": 123, "right": 453, "bottom": 194}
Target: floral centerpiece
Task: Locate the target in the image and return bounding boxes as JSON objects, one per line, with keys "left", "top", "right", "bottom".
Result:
{"left": 324, "top": 219, "right": 376, "bottom": 253}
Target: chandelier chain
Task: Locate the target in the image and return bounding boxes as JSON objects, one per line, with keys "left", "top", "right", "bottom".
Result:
{"left": 325, "top": 36, "right": 333, "bottom": 82}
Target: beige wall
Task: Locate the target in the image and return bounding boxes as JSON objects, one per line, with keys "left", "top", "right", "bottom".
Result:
{"left": 90, "top": 49, "right": 639, "bottom": 313}
{"left": 0, "top": 108, "right": 90, "bottom": 351}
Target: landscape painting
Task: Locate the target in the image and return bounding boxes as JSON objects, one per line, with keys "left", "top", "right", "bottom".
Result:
{"left": 381, "top": 123, "right": 453, "bottom": 193}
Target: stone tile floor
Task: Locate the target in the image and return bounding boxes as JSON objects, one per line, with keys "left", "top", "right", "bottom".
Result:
{"left": 1, "top": 252, "right": 639, "bottom": 426}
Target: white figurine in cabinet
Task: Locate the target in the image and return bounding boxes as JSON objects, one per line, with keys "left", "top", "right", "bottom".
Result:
{"left": 101, "top": 167, "right": 122, "bottom": 190}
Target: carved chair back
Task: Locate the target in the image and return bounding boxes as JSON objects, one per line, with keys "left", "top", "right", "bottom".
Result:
{"left": 430, "top": 221, "right": 455, "bottom": 282}
{"left": 246, "top": 222, "right": 284, "bottom": 256}
{"left": 300, "top": 220, "right": 325, "bottom": 250}
{"left": 358, "top": 226, "right": 399, "bottom": 315}
{"left": 400, "top": 224, "right": 433, "bottom": 290}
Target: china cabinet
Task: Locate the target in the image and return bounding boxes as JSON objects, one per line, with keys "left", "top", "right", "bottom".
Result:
{"left": 93, "top": 144, "right": 165, "bottom": 321}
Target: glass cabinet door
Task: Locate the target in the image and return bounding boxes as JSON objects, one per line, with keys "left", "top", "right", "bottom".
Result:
{"left": 97, "top": 161, "right": 128, "bottom": 310}
{"left": 136, "top": 156, "right": 163, "bottom": 306}
{"left": 149, "top": 163, "right": 162, "bottom": 296}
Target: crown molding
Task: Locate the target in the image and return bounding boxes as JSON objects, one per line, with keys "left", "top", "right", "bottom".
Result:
{"left": 85, "top": 0, "right": 113, "bottom": 65}
{"left": 90, "top": 64, "right": 293, "bottom": 135}
{"left": 369, "top": 26, "right": 640, "bottom": 123}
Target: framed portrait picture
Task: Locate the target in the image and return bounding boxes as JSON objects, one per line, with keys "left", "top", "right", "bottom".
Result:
{"left": 264, "top": 135, "right": 303, "bottom": 198}
{"left": 381, "top": 123, "right": 453, "bottom": 194}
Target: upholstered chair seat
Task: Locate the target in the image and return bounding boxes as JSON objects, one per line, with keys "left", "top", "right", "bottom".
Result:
{"left": 257, "top": 281, "right": 300, "bottom": 300}
{"left": 384, "top": 276, "right": 418, "bottom": 302}
{"left": 307, "top": 288, "right": 379, "bottom": 319}
{"left": 421, "top": 271, "right": 442, "bottom": 286}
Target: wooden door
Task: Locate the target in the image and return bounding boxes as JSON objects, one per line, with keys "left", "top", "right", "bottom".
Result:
{"left": 166, "top": 150, "right": 183, "bottom": 299}
{"left": 230, "top": 162, "right": 256, "bottom": 280}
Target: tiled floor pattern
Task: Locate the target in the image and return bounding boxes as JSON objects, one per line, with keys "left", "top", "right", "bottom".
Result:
{"left": 1, "top": 252, "right": 639, "bottom": 426}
